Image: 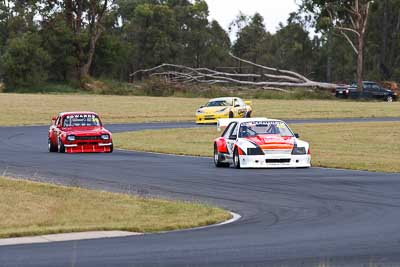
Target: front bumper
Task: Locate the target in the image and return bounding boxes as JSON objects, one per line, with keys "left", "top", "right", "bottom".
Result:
{"left": 238, "top": 154, "right": 311, "bottom": 168}
{"left": 64, "top": 142, "right": 113, "bottom": 153}
{"left": 196, "top": 114, "right": 229, "bottom": 124}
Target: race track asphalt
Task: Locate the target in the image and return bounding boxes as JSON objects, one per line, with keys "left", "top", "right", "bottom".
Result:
{"left": 0, "top": 119, "right": 400, "bottom": 267}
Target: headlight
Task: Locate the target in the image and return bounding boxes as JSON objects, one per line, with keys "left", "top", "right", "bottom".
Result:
{"left": 101, "top": 134, "right": 110, "bottom": 140}
{"left": 292, "top": 147, "right": 306, "bottom": 155}
{"left": 247, "top": 147, "right": 264, "bottom": 155}
{"left": 216, "top": 108, "right": 228, "bottom": 113}
{"left": 67, "top": 135, "right": 75, "bottom": 142}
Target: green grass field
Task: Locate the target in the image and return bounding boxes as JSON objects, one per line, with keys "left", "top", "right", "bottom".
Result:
{"left": 115, "top": 122, "right": 400, "bottom": 173}
{"left": 0, "top": 93, "right": 399, "bottom": 126}
{"left": 0, "top": 176, "right": 230, "bottom": 238}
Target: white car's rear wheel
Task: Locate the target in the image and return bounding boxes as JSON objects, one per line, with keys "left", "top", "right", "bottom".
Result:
{"left": 214, "top": 145, "right": 229, "bottom": 168}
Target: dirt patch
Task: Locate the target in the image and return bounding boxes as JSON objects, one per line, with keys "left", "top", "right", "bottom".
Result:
{"left": 83, "top": 80, "right": 108, "bottom": 92}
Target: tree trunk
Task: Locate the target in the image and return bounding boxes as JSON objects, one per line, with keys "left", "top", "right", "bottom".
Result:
{"left": 388, "top": 10, "right": 400, "bottom": 75}
{"left": 130, "top": 56, "right": 338, "bottom": 90}
{"left": 76, "top": 0, "right": 108, "bottom": 84}
{"left": 65, "top": 0, "right": 73, "bottom": 29}
{"left": 75, "top": 0, "right": 85, "bottom": 83}
{"left": 81, "top": 25, "right": 103, "bottom": 79}
{"left": 326, "top": 29, "right": 332, "bottom": 82}
{"left": 380, "top": 0, "right": 388, "bottom": 79}
{"left": 355, "top": 0, "right": 370, "bottom": 93}
{"left": 357, "top": 33, "right": 364, "bottom": 93}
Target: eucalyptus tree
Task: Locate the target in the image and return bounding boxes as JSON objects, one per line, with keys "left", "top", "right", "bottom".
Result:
{"left": 301, "top": 0, "right": 373, "bottom": 91}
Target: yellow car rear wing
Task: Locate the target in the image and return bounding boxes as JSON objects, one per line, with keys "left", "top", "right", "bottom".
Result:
{"left": 244, "top": 100, "right": 252, "bottom": 106}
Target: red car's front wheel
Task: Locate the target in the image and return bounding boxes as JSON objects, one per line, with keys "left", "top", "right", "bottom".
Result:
{"left": 48, "top": 139, "right": 57, "bottom": 152}
{"left": 108, "top": 144, "right": 114, "bottom": 153}
{"left": 58, "top": 138, "right": 65, "bottom": 153}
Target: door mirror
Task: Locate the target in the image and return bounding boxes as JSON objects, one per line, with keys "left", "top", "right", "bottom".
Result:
{"left": 294, "top": 133, "right": 300, "bottom": 138}
{"left": 229, "top": 135, "right": 237, "bottom": 140}
{"left": 200, "top": 105, "right": 204, "bottom": 108}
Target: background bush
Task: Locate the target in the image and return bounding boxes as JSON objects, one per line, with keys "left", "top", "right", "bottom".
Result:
{"left": 1, "top": 33, "right": 51, "bottom": 89}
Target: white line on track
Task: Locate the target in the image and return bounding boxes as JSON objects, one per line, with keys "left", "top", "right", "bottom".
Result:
{"left": 0, "top": 212, "right": 241, "bottom": 247}
{"left": 0, "top": 231, "right": 142, "bottom": 247}
{"left": 155, "top": 212, "right": 242, "bottom": 235}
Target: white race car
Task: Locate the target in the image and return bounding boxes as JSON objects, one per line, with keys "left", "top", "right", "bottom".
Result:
{"left": 213, "top": 118, "right": 311, "bottom": 168}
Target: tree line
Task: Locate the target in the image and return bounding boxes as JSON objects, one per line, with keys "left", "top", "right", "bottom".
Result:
{"left": 0, "top": 0, "right": 399, "bottom": 90}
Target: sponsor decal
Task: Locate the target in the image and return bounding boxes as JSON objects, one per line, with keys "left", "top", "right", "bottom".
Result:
{"left": 66, "top": 114, "right": 96, "bottom": 119}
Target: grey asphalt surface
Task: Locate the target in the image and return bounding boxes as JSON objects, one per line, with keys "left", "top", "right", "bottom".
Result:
{"left": 0, "top": 118, "right": 400, "bottom": 267}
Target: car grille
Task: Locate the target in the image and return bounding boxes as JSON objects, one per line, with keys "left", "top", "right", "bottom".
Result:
{"left": 263, "top": 149, "right": 292, "bottom": 155}
{"left": 75, "top": 136, "right": 100, "bottom": 141}
{"left": 266, "top": 159, "right": 291, "bottom": 163}
{"left": 204, "top": 116, "right": 216, "bottom": 120}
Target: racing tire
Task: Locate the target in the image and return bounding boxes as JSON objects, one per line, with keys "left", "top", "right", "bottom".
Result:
{"left": 233, "top": 148, "right": 241, "bottom": 169}
{"left": 58, "top": 138, "right": 65, "bottom": 153}
{"left": 107, "top": 144, "right": 114, "bottom": 153}
{"left": 48, "top": 139, "right": 58, "bottom": 152}
{"left": 229, "top": 111, "right": 234, "bottom": 118}
{"left": 214, "top": 145, "right": 229, "bottom": 168}
{"left": 386, "top": 96, "right": 393, "bottom": 102}
{"left": 245, "top": 111, "right": 252, "bottom": 118}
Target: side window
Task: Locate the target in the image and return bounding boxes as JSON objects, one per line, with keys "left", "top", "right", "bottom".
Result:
{"left": 230, "top": 123, "right": 239, "bottom": 138}
{"left": 223, "top": 122, "right": 236, "bottom": 138}
{"left": 55, "top": 116, "right": 61, "bottom": 127}
{"left": 372, "top": 85, "right": 380, "bottom": 91}
{"left": 236, "top": 98, "right": 245, "bottom": 107}
{"left": 63, "top": 116, "right": 70, "bottom": 127}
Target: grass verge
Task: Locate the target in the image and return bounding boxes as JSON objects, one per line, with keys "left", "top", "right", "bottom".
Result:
{"left": 115, "top": 122, "right": 400, "bottom": 173}
{"left": 0, "top": 93, "right": 399, "bottom": 126}
{"left": 0, "top": 176, "right": 231, "bottom": 238}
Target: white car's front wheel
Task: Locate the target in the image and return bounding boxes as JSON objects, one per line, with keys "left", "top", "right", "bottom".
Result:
{"left": 233, "top": 148, "right": 241, "bottom": 169}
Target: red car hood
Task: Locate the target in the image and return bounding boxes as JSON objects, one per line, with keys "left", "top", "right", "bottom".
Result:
{"left": 244, "top": 135, "right": 295, "bottom": 150}
{"left": 62, "top": 127, "right": 109, "bottom": 136}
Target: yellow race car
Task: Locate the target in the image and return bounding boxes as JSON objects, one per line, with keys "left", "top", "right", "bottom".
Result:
{"left": 195, "top": 97, "right": 253, "bottom": 124}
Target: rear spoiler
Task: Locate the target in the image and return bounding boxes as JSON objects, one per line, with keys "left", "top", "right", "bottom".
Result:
{"left": 217, "top": 117, "right": 268, "bottom": 132}
{"left": 244, "top": 100, "right": 252, "bottom": 106}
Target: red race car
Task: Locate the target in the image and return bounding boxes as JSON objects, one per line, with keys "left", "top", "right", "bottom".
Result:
{"left": 48, "top": 111, "right": 113, "bottom": 153}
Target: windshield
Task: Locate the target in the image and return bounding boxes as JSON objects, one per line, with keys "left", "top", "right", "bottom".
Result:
{"left": 63, "top": 114, "right": 101, "bottom": 127}
{"left": 239, "top": 121, "right": 294, "bottom": 138}
{"left": 205, "top": 100, "right": 232, "bottom": 107}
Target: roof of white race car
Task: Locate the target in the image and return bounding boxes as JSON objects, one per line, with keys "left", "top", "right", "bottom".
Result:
{"left": 217, "top": 117, "right": 286, "bottom": 130}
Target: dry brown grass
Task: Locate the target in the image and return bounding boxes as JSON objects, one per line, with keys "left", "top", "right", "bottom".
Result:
{"left": 1, "top": 93, "right": 399, "bottom": 126}
{"left": 0, "top": 176, "right": 231, "bottom": 238}
{"left": 115, "top": 122, "right": 400, "bottom": 173}
{"left": 291, "top": 122, "right": 400, "bottom": 173}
